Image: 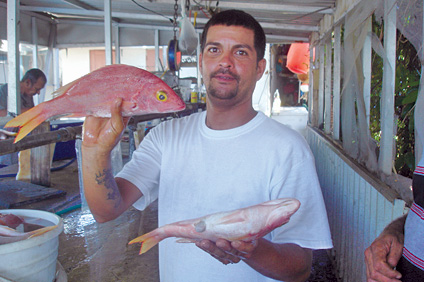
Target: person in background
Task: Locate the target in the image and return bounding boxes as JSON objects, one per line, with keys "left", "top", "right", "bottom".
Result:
{"left": 365, "top": 149, "right": 424, "bottom": 282}
{"left": 0, "top": 68, "right": 46, "bottom": 167}
{"left": 81, "top": 9, "right": 332, "bottom": 282}
{"left": 0, "top": 68, "right": 46, "bottom": 117}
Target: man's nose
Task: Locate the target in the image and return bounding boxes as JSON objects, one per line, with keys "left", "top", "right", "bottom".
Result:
{"left": 219, "top": 52, "right": 233, "bottom": 68}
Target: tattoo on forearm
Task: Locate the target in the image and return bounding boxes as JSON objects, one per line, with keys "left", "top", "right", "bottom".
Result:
{"left": 95, "top": 169, "right": 122, "bottom": 207}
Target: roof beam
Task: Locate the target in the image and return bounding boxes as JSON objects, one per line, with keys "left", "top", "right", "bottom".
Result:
{"left": 19, "top": 6, "right": 318, "bottom": 32}
{"left": 217, "top": 2, "right": 334, "bottom": 14}
{"left": 62, "top": 0, "right": 99, "bottom": 10}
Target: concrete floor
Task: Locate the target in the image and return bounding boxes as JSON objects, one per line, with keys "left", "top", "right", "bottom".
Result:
{"left": 1, "top": 139, "right": 339, "bottom": 282}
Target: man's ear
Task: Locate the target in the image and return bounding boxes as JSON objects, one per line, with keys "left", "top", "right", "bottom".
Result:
{"left": 256, "top": 58, "right": 266, "bottom": 81}
{"left": 24, "top": 79, "right": 32, "bottom": 88}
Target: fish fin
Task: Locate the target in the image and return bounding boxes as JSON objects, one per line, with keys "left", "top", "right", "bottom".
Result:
{"left": 5, "top": 104, "right": 48, "bottom": 143}
{"left": 0, "top": 225, "right": 18, "bottom": 236}
{"left": 175, "top": 238, "right": 196, "bottom": 243}
{"left": 28, "top": 225, "right": 58, "bottom": 238}
{"left": 50, "top": 76, "right": 83, "bottom": 99}
{"left": 218, "top": 214, "right": 246, "bottom": 225}
{"left": 129, "top": 232, "right": 161, "bottom": 255}
{"left": 61, "top": 113, "right": 86, "bottom": 118}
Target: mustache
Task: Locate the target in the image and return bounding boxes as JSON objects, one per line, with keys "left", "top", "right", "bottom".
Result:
{"left": 211, "top": 69, "right": 240, "bottom": 81}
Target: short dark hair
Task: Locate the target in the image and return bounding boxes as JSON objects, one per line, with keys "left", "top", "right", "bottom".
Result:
{"left": 200, "top": 9, "right": 266, "bottom": 62}
{"left": 21, "top": 68, "right": 46, "bottom": 85}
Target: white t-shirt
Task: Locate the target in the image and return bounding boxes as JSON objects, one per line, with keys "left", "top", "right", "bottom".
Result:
{"left": 117, "top": 111, "right": 332, "bottom": 282}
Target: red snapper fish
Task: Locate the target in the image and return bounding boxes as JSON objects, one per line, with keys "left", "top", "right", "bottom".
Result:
{"left": 0, "top": 213, "right": 24, "bottom": 229}
{"left": 0, "top": 224, "right": 57, "bottom": 244}
{"left": 129, "top": 198, "right": 300, "bottom": 255}
{"left": 6, "top": 64, "right": 186, "bottom": 143}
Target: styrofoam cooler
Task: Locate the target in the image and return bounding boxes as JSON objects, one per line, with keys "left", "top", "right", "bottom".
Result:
{"left": 271, "top": 106, "right": 308, "bottom": 137}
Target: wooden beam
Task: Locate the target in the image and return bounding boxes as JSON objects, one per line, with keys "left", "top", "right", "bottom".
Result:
{"left": 333, "top": 24, "right": 341, "bottom": 140}
{"left": 318, "top": 43, "right": 325, "bottom": 127}
{"left": 324, "top": 39, "right": 332, "bottom": 134}
{"left": 378, "top": 0, "right": 396, "bottom": 175}
{"left": 362, "top": 17, "right": 372, "bottom": 127}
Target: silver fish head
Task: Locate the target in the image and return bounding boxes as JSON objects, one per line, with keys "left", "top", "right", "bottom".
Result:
{"left": 265, "top": 198, "right": 301, "bottom": 228}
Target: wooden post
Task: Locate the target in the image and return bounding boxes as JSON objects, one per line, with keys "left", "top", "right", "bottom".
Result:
{"left": 378, "top": 0, "right": 397, "bottom": 175}
{"left": 333, "top": 24, "right": 341, "bottom": 140}
{"left": 30, "top": 122, "right": 51, "bottom": 186}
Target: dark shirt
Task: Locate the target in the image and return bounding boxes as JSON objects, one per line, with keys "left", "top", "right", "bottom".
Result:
{"left": 0, "top": 83, "right": 35, "bottom": 113}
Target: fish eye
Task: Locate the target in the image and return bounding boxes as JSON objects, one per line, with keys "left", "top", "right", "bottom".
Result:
{"left": 156, "top": 91, "right": 168, "bottom": 102}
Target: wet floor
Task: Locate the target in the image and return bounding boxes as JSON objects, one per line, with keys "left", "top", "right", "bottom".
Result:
{"left": 1, "top": 139, "right": 339, "bottom": 282}
{"left": 58, "top": 203, "right": 160, "bottom": 282}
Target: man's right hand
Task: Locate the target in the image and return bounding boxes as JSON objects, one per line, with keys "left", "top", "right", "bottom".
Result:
{"left": 364, "top": 217, "right": 406, "bottom": 282}
{"left": 82, "top": 98, "right": 129, "bottom": 154}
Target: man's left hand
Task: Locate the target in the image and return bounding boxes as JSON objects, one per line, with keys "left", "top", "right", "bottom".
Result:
{"left": 195, "top": 239, "right": 257, "bottom": 265}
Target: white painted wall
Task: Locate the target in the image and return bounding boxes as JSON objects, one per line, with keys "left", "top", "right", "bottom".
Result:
{"left": 120, "top": 47, "right": 146, "bottom": 69}
{"left": 60, "top": 48, "right": 91, "bottom": 84}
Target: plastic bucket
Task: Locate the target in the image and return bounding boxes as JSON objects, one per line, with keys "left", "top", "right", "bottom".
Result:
{"left": 0, "top": 209, "right": 64, "bottom": 282}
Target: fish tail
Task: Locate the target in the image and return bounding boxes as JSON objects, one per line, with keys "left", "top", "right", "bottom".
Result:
{"left": 128, "top": 231, "right": 162, "bottom": 255}
{"left": 28, "top": 225, "right": 58, "bottom": 238}
{"left": 4, "top": 104, "right": 49, "bottom": 143}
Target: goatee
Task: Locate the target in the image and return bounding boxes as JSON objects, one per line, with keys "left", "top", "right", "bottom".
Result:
{"left": 208, "top": 69, "right": 240, "bottom": 100}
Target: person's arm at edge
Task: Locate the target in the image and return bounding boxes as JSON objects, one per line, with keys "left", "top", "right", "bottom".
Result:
{"left": 81, "top": 98, "right": 142, "bottom": 223}
{"left": 197, "top": 238, "right": 312, "bottom": 282}
{"left": 364, "top": 214, "right": 407, "bottom": 282}
{"left": 243, "top": 239, "right": 312, "bottom": 282}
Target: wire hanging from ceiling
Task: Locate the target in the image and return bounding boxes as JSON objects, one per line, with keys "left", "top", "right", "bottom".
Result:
{"left": 130, "top": 0, "right": 175, "bottom": 24}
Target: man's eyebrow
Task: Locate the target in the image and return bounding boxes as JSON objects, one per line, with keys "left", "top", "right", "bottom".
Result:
{"left": 205, "top": 42, "right": 253, "bottom": 51}
{"left": 233, "top": 44, "right": 254, "bottom": 51}
{"left": 205, "top": 42, "right": 221, "bottom": 48}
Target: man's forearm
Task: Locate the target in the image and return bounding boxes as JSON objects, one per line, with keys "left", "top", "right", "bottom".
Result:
{"left": 82, "top": 147, "right": 125, "bottom": 222}
{"left": 243, "top": 239, "right": 312, "bottom": 282}
{"left": 380, "top": 214, "right": 407, "bottom": 241}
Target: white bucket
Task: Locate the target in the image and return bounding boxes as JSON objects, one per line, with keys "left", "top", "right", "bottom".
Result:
{"left": 0, "top": 209, "right": 64, "bottom": 282}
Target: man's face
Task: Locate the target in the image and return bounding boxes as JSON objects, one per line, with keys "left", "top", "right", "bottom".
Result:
{"left": 199, "top": 25, "right": 266, "bottom": 108}
{"left": 23, "top": 77, "right": 46, "bottom": 96}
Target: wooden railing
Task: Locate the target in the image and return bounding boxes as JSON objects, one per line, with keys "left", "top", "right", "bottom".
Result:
{"left": 305, "top": 126, "right": 407, "bottom": 281}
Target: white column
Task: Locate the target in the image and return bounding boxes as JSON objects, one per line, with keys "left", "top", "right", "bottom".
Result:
{"left": 31, "top": 17, "right": 38, "bottom": 68}
{"left": 414, "top": 7, "right": 424, "bottom": 167}
{"left": 155, "top": 30, "right": 160, "bottom": 72}
{"left": 324, "top": 39, "right": 332, "bottom": 134}
{"left": 32, "top": 16, "right": 39, "bottom": 105}
{"left": 53, "top": 48, "right": 60, "bottom": 92}
{"left": 333, "top": 25, "right": 341, "bottom": 140}
{"left": 308, "top": 46, "right": 314, "bottom": 125}
{"left": 114, "top": 26, "right": 121, "bottom": 64}
{"left": 378, "top": 0, "right": 396, "bottom": 175}
{"left": 362, "top": 17, "right": 372, "bottom": 127}
{"left": 318, "top": 44, "right": 325, "bottom": 127}
{"left": 7, "top": 0, "right": 20, "bottom": 115}
{"left": 104, "top": 0, "right": 113, "bottom": 65}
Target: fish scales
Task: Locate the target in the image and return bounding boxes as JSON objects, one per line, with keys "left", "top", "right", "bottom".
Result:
{"left": 129, "top": 198, "right": 300, "bottom": 255}
{"left": 5, "top": 64, "right": 186, "bottom": 143}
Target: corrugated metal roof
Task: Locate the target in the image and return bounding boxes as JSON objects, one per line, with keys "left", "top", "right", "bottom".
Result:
{"left": 14, "top": 0, "right": 337, "bottom": 44}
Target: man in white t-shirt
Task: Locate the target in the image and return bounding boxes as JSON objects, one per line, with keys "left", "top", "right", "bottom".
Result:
{"left": 81, "top": 9, "right": 332, "bottom": 282}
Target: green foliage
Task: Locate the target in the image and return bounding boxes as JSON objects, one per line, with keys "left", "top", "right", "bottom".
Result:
{"left": 370, "top": 19, "right": 420, "bottom": 178}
